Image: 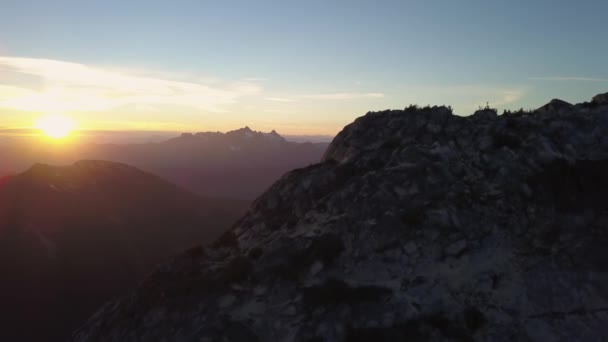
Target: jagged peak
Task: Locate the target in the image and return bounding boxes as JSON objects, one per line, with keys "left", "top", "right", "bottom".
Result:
{"left": 323, "top": 105, "right": 454, "bottom": 163}
{"left": 227, "top": 126, "right": 254, "bottom": 135}
{"left": 171, "top": 127, "right": 287, "bottom": 143}
{"left": 264, "top": 129, "right": 287, "bottom": 142}
{"left": 169, "top": 127, "right": 285, "bottom": 144}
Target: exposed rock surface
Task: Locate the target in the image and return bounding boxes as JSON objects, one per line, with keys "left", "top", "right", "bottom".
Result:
{"left": 75, "top": 94, "right": 608, "bottom": 341}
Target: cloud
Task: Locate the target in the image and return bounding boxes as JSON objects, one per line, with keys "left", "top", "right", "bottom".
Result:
{"left": 0, "top": 56, "right": 262, "bottom": 113}
{"left": 264, "top": 97, "right": 296, "bottom": 102}
{"left": 263, "top": 109, "right": 289, "bottom": 113}
{"left": 242, "top": 77, "right": 268, "bottom": 82}
{"left": 490, "top": 89, "right": 525, "bottom": 107}
{"left": 300, "top": 92, "right": 385, "bottom": 100}
{"left": 530, "top": 76, "right": 608, "bottom": 82}
{"left": 264, "top": 93, "right": 385, "bottom": 102}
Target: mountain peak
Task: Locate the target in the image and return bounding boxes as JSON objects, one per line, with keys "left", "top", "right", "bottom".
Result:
{"left": 224, "top": 126, "right": 287, "bottom": 142}
{"left": 323, "top": 105, "right": 453, "bottom": 163}
{"left": 592, "top": 91, "right": 608, "bottom": 105}
{"left": 264, "top": 129, "right": 286, "bottom": 142}
{"left": 536, "top": 98, "right": 573, "bottom": 113}
{"left": 227, "top": 126, "right": 254, "bottom": 135}
{"left": 172, "top": 127, "right": 287, "bottom": 143}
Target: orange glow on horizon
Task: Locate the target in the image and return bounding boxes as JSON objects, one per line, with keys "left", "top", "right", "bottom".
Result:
{"left": 35, "top": 115, "right": 76, "bottom": 140}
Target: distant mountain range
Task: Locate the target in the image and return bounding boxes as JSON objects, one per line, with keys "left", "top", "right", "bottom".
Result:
{"left": 0, "top": 129, "right": 334, "bottom": 144}
{"left": 0, "top": 160, "right": 248, "bottom": 342}
{"left": 0, "top": 127, "right": 329, "bottom": 200}
{"left": 81, "top": 127, "right": 329, "bottom": 200}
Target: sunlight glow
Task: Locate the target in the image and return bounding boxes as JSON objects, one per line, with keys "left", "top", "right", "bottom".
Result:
{"left": 35, "top": 115, "right": 76, "bottom": 139}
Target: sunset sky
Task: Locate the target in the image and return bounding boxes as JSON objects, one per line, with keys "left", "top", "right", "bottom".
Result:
{"left": 1, "top": 0, "right": 607, "bottom": 135}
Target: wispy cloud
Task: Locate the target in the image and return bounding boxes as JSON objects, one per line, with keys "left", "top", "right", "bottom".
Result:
{"left": 264, "top": 97, "right": 296, "bottom": 102}
{"left": 300, "top": 92, "right": 385, "bottom": 100}
{"left": 265, "top": 92, "right": 385, "bottom": 102}
{"left": 530, "top": 76, "right": 608, "bottom": 82}
{"left": 263, "top": 109, "right": 289, "bottom": 113}
{"left": 490, "top": 89, "right": 525, "bottom": 107}
{"left": 0, "top": 56, "right": 262, "bottom": 113}
{"left": 242, "top": 77, "right": 268, "bottom": 82}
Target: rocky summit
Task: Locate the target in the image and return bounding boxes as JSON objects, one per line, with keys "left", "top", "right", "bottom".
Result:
{"left": 75, "top": 93, "right": 608, "bottom": 342}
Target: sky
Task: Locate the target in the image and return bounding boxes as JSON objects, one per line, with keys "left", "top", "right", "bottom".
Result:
{"left": 0, "top": 0, "right": 607, "bottom": 135}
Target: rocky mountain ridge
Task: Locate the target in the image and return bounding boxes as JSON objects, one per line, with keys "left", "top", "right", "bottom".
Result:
{"left": 171, "top": 126, "right": 287, "bottom": 145}
{"left": 75, "top": 93, "right": 608, "bottom": 341}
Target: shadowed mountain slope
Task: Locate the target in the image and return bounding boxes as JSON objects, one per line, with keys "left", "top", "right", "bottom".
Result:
{"left": 0, "top": 160, "right": 247, "bottom": 342}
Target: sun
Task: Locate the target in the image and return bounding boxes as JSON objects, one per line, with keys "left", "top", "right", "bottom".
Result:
{"left": 36, "top": 115, "right": 76, "bottom": 139}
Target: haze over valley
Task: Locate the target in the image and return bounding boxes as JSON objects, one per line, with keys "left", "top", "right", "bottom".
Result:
{"left": 0, "top": 127, "right": 329, "bottom": 200}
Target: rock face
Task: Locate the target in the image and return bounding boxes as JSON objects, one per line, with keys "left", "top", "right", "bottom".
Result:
{"left": 75, "top": 95, "right": 608, "bottom": 342}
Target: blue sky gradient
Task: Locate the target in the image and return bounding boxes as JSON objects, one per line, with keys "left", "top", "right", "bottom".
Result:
{"left": 1, "top": 0, "right": 607, "bottom": 134}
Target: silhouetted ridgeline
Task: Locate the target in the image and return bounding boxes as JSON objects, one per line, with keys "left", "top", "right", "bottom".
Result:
{"left": 76, "top": 93, "right": 608, "bottom": 341}
{"left": 0, "top": 128, "right": 328, "bottom": 201}
{"left": 0, "top": 161, "right": 247, "bottom": 342}
{"left": 82, "top": 127, "right": 329, "bottom": 200}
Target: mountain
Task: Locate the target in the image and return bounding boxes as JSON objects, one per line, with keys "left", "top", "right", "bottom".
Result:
{"left": 0, "top": 127, "right": 328, "bottom": 201}
{"left": 81, "top": 127, "right": 328, "bottom": 200}
{"left": 0, "top": 160, "right": 248, "bottom": 342}
{"left": 75, "top": 93, "right": 608, "bottom": 342}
